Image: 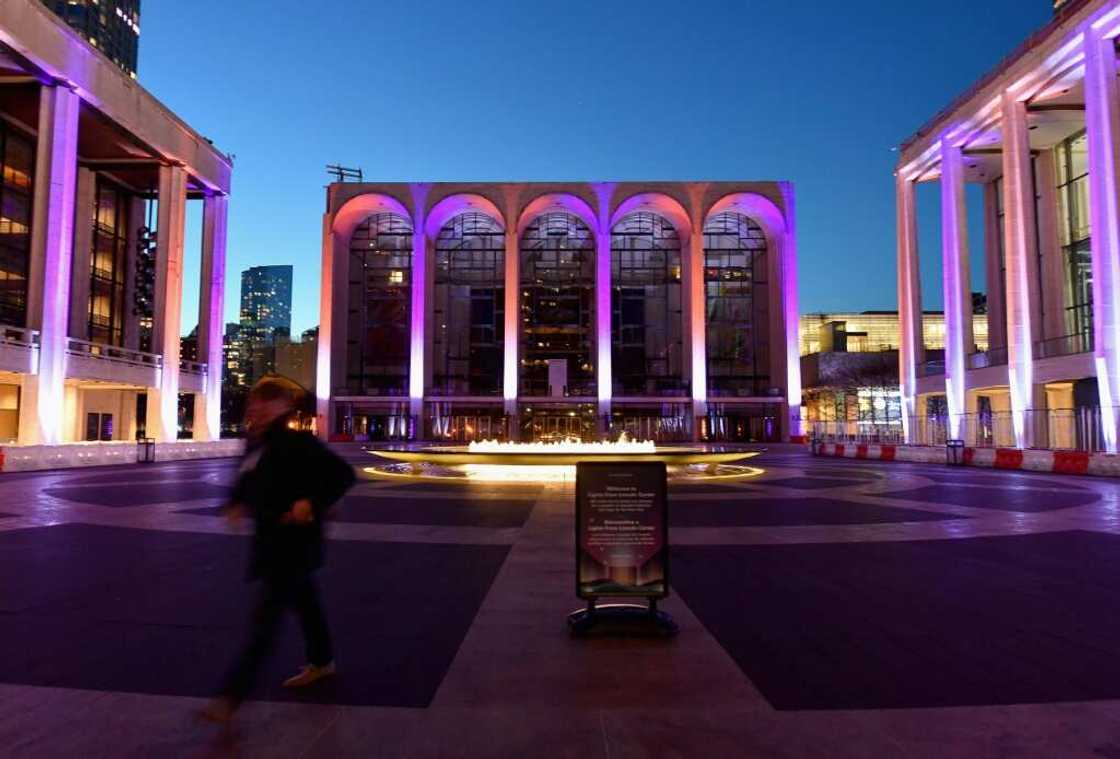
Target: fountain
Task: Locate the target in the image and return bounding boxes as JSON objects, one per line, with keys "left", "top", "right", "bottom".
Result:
{"left": 364, "top": 434, "right": 763, "bottom": 484}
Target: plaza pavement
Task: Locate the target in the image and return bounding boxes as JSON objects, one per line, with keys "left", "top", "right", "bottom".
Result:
{"left": 2, "top": 444, "right": 1120, "bottom": 756}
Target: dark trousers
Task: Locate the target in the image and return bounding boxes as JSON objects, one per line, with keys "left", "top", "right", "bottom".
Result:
{"left": 221, "top": 570, "right": 333, "bottom": 704}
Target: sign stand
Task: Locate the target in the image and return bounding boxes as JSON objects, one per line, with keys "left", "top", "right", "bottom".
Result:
{"left": 569, "top": 461, "right": 679, "bottom": 638}
{"left": 567, "top": 598, "right": 679, "bottom": 638}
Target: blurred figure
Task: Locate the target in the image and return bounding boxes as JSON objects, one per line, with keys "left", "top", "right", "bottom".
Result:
{"left": 202, "top": 375, "right": 355, "bottom": 723}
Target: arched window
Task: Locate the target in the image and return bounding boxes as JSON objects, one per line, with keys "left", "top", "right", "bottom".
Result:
{"left": 432, "top": 212, "right": 505, "bottom": 396}
{"left": 610, "top": 212, "right": 684, "bottom": 395}
{"left": 519, "top": 212, "right": 595, "bottom": 397}
{"left": 347, "top": 213, "right": 412, "bottom": 395}
{"left": 704, "top": 211, "right": 769, "bottom": 397}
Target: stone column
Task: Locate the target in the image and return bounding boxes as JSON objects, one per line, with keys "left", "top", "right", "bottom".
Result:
{"left": 939, "top": 139, "right": 973, "bottom": 440}
{"left": 1001, "top": 92, "right": 1041, "bottom": 448}
{"left": 68, "top": 167, "right": 96, "bottom": 339}
{"left": 1082, "top": 22, "right": 1120, "bottom": 452}
{"left": 595, "top": 219, "right": 612, "bottom": 423}
{"left": 315, "top": 216, "right": 346, "bottom": 440}
{"left": 688, "top": 227, "right": 707, "bottom": 434}
{"left": 896, "top": 173, "right": 923, "bottom": 443}
{"left": 982, "top": 181, "right": 1007, "bottom": 351}
{"left": 18, "top": 85, "right": 79, "bottom": 445}
{"left": 122, "top": 196, "right": 145, "bottom": 351}
{"left": 146, "top": 164, "right": 187, "bottom": 442}
{"left": 408, "top": 227, "right": 427, "bottom": 436}
{"left": 1035, "top": 150, "right": 1066, "bottom": 344}
{"left": 503, "top": 227, "right": 518, "bottom": 418}
{"left": 193, "top": 194, "right": 227, "bottom": 441}
{"left": 777, "top": 183, "right": 802, "bottom": 441}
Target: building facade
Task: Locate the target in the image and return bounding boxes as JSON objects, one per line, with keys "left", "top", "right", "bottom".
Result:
{"left": 318, "top": 181, "right": 801, "bottom": 443}
{"left": 40, "top": 0, "right": 139, "bottom": 77}
{"left": 0, "top": 0, "right": 230, "bottom": 445}
{"left": 896, "top": 0, "right": 1120, "bottom": 451}
{"left": 236, "top": 264, "right": 292, "bottom": 385}
{"left": 800, "top": 311, "right": 988, "bottom": 440}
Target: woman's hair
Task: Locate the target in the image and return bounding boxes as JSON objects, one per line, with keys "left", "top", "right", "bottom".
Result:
{"left": 248, "top": 375, "right": 307, "bottom": 409}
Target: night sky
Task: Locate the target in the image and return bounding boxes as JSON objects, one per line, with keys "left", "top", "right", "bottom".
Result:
{"left": 138, "top": 0, "right": 1053, "bottom": 335}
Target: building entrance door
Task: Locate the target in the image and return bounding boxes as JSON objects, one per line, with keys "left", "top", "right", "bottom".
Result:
{"left": 519, "top": 404, "right": 596, "bottom": 442}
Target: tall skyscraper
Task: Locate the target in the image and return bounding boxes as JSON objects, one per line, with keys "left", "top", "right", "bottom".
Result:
{"left": 238, "top": 265, "right": 294, "bottom": 384}
{"left": 41, "top": 1, "right": 141, "bottom": 77}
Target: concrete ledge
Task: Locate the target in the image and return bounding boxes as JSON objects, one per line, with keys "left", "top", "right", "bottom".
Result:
{"left": 0, "top": 439, "right": 245, "bottom": 472}
{"left": 813, "top": 442, "right": 1120, "bottom": 478}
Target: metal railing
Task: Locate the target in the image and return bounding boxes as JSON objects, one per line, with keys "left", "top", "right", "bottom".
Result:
{"left": 807, "top": 420, "right": 906, "bottom": 445}
{"left": 1034, "top": 332, "right": 1093, "bottom": 360}
{"left": 966, "top": 346, "right": 1008, "bottom": 370}
{"left": 812, "top": 407, "right": 1118, "bottom": 453}
{"left": 66, "top": 338, "right": 162, "bottom": 369}
{"left": 0, "top": 324, "right": 39, "bottom": 347}
{"left": 918, "top": 358, "right": 945, "bottom": 377}
{"left": 180, "top": 359, "right": 208, "bottom": 375}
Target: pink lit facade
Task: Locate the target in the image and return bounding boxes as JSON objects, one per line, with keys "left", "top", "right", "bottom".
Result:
{"left": 0, "top": 0, "right": 231, "bottom": 445}
{"left": 318, "top": 181, "right": 801, "bottom": 444}
{"left": 897, "top": 0, "right": 1120, "bottom": 452}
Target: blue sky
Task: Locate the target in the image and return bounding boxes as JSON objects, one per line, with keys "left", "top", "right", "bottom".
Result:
{"left": 138, "top": 0, "right": 1053, "bottom": 336}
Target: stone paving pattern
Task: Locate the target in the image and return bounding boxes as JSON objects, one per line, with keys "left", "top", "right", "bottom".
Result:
{"left": 2, "top": 444, "right": 1120, "bottom": 756}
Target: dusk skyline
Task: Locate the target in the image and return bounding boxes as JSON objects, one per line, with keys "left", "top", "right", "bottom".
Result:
{"left": 138, "top": 0, "right": 1051, "bottom": 336}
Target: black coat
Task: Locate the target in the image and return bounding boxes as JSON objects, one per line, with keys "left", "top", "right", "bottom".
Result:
{"left": 231, "top": 422, "right": 356, "bottom": 578}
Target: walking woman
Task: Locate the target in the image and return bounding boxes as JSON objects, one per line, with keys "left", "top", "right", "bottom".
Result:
{"left": 202, "top": 375, "right": 355, "bottom": 723}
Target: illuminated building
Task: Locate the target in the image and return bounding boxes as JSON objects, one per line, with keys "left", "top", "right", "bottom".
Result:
{"left": 237, "top": 265, "right": 292, "bottom": 384}
{"left": 40, "top": 0, "right": 140, "bottom": 77}
{"left": 896, "top": 0, "right": 1120, "bottom": 450}
{"left": 800, "top": 311, "right": 987, "bottom": 436}
{"left": 0, "top": 0, "right": 230, "bottom": 446}
{"left": 318, "top": 182, "right": 801, "bottom": 443}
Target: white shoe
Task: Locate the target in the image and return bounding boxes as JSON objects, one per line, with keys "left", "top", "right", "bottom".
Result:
{"left": 282, "top": 662, "right": 336, "bottom": 688}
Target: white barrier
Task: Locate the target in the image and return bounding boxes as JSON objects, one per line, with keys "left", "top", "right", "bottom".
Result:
{"left": 813, "top": 441, "right": 1120, "bottom": 478}
{"left": 0, "top": 439, "right": 245, "bottom": 472}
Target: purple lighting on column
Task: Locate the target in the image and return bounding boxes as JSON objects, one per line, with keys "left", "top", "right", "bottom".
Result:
{"left": 896, "top": 174, "right": 921, "bottom": 444}
{"left": 34, "top": 86, "right": 79, "bottom": 445}
{"left": 199, "top": 194, "right": 227, "bottom": 441}
{"left": 779, "top": 183, "right": 802, "bottom": 439}
{"left": 408, "top": 185, "right": 430, "bottom": 424}
{"left": 1083, "top": 23, "right": 1120, "bottom": 453}
{"left": 592, "top": 183, "right": 616, "bottom": 415}
{"left": 503, "top": 228, "right": 518, "bottom": 411}
{"left": 939, "top": 138, "right": 971, "bottom": 441}
{"left": 1001, "top": 92, "right": 1038, "bottom": 449}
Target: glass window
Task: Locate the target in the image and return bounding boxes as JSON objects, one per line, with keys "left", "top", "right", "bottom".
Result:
{"left": 704, "top": 211, "right": 769, "bottom": 397}
{"left": 1056, "top": 131, "right": 1093, "bottom": 344}
{"left": 0, "top": 121, "right": 33, "bottom": 327}
{"left": 346, "top": 213, "right": 413, "bottom": 396}
{"left": 432, "top": 212, "right": 504, "bottom": 396}
{"left": 610, "top": 212, "right": 685, "bottom": 396}
{"left": 88, "top": 179, "right": 130, "bottom": 346}
{"left": 519, "top": 212, "right": 595, "bottom": 397}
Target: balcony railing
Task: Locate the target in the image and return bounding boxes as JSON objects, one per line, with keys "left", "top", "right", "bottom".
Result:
{"left": 180, "top": 359, "right": 208, "bottom": 375}
{"left": 918, "top": 358, "right": 945, "bottom": 377}
{"left": 966, "top": 346, "right": 1008, "bottom": 370}
{"left": 1034, "top": 332, "right": 1093, "bottom": 360}
{"left": 66, "top": 338, "right": 161, "bottom": 369}
{"left": 0, "top": 324, "right": 39, "bottom": 348}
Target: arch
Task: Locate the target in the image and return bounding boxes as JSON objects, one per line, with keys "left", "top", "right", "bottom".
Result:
{"left": 332, "top": 192, "right": 413, "bottom": 242}
{"left": 517, "top": 192, "right": 598, "bottom": 238}
{"left": 424, "top": 193, "right": 505, "bottom": 239}
{"left": 610, "top": 192, "right": 693, "bottom": 240}
{"left": 431, "top": 212, "right": 506, "bottom": 396}
{"left": 518, "top": 211, "right": 597, "bottom": 398}
{"left": 609, "top": 212, "right": 686, "bottom": 396}
{"left": 704, "top": 192, "right": 787, "bottom": 242}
